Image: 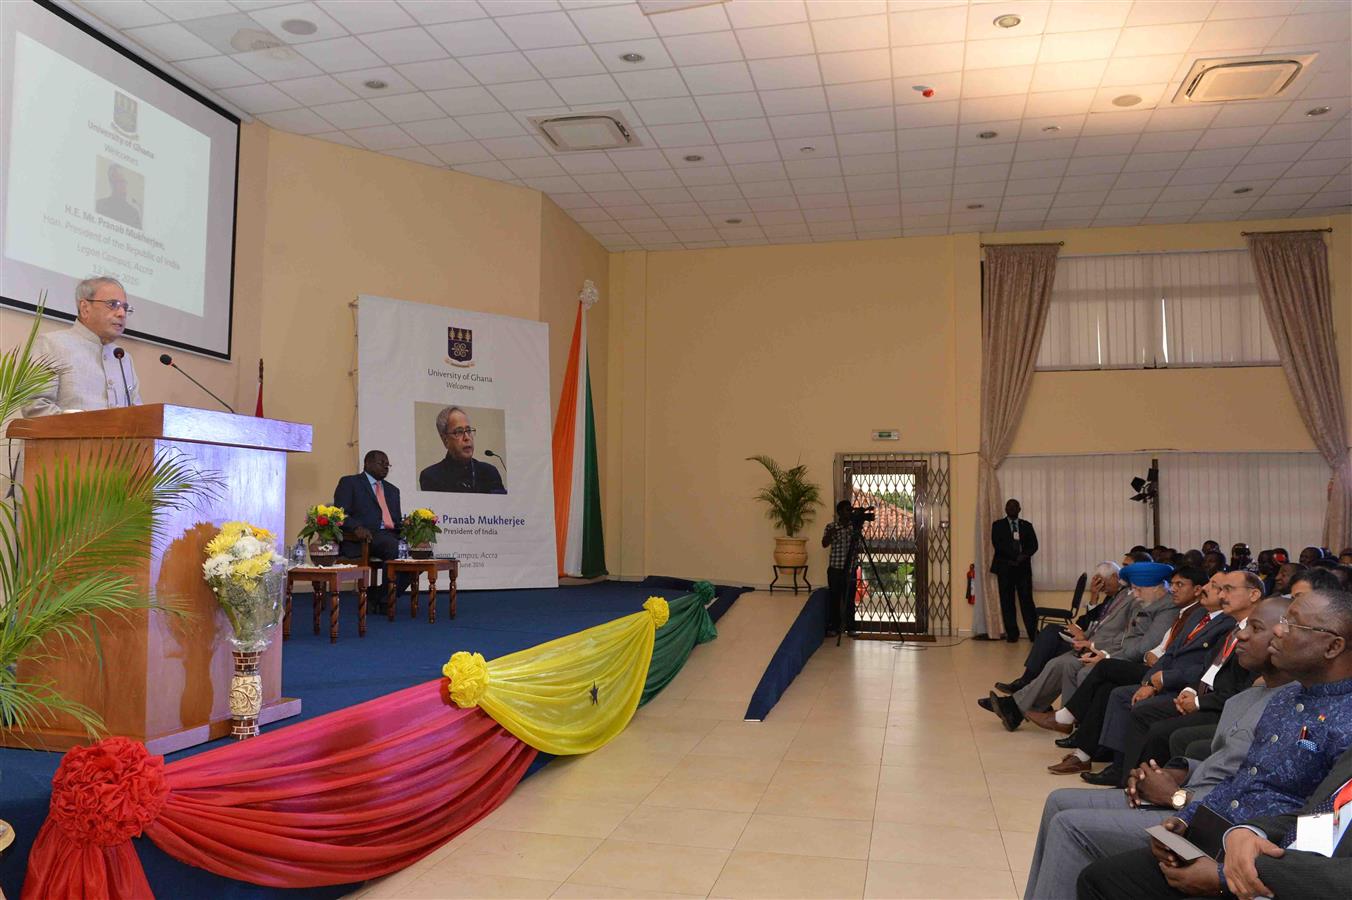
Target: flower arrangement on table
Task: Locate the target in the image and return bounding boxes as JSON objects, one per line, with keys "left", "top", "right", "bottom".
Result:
{"left": 401, "top": 508, "right": 442, "bottom": 558}
{"left": 202, "top": 521, "right": 287, "bottom": 739}
{"left": 297, "top": 504, "right": 346, "bottom": 565}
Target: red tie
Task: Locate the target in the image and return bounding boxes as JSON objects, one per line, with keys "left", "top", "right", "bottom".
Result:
{"left": 1183, "top": 614, "right": 1211, "bottom": 645}
{"left": 373, "top": 481, "right": 394, "bottom": 530}
{"left": 1164, "top": 609, "right": 1190, "bottom": 649}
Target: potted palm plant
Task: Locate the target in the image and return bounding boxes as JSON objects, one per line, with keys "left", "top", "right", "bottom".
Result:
{"left": 1, "top": 296, "right": 203, "bottom": 738}
{"left": 747, "top": 455, "right": 821, "bottom": 567}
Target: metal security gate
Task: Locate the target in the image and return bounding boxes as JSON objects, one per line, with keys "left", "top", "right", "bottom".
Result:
{"left": 835, "top": 452, "right": 952, "bottom": 639}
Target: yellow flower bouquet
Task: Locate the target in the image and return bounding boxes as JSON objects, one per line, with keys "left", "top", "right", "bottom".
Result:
{"left": 202, "top": 521, "right": 285, "bottom": 652}
{"left": 400, "top": 507, "right": 442, "bottom": 547}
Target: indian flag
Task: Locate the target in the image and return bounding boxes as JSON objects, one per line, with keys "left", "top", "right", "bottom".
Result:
{"left": 552, "top": 283, "right": 606, "bottom": 578}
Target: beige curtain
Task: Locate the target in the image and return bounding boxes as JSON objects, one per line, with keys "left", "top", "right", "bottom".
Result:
{"left": 1247, "top": 230, "right": 1352, "bottom": 551}
{"left": 973, "top": 244, "right": 1061, "bottom": 637}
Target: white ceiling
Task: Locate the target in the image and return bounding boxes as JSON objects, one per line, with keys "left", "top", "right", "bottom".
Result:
{"left": 68, "top": 0, "right": 1352, "bottom": 251}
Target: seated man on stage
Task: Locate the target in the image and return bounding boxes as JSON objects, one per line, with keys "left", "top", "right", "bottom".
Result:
{"left": 419, "top": 406, "right": 506, "bottom": 494}
{"left": 24, "top": 276, "right": 142, "bottom": 416}
{"left": 334, "top": 450, "right": 410, "bottom": 607}
{"left": 1022, "top": 595, "right": 1292, "bottom": 900}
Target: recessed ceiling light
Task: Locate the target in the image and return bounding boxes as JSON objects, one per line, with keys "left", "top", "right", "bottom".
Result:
{"left": 1041, "top": 125, "right": 1061, "bottom": 133}
{"left": 966, "top": 203, "right": 985, "bottom": 210}
{"left": 364, "top": 79, "right": 388, "bottom": 90}
{"left": 619, "top": 52, "right": 645, "bottom": 63}
{"left": 1306, "top": 105, "right": 1332, "bottom": 116}
{"left": 725, "top": 218, "right": 742, "bottom": 224}
{"left": 683, "top": 154, "right": 703, "bottom": 162}
{"left": 1112, "top": 94, "right": 1143, "bottom": 107}
{"left": 280, "top": 18, "right": 318, "bottom": 35}
{"left": 993, "top": 13, "right": 1022, "bottom": 28}
{"left": 977, "top": 130, "right": 998, "bottom": 139}
{"left": 799, "top": 145, "right": 815, "bottom": 153}
{"left": 1233, "top": 187, "right": 1253, "bottom": 194}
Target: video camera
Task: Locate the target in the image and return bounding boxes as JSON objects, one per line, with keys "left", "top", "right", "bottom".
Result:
{"left": 848, "top": 505, "right": 875, "bottom": 528}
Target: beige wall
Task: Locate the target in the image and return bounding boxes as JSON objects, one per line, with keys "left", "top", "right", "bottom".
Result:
{"left": 607, "top": 214, "right": 1350, "bottom": 634}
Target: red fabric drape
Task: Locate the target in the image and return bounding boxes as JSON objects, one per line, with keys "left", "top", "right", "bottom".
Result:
{"left": 24, "top": 679, "right": 536, "bottom": 898}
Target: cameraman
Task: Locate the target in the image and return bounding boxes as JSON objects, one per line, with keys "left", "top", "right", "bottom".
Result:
{"left": 822, "top": 500, "right": 855, "bottom": 637}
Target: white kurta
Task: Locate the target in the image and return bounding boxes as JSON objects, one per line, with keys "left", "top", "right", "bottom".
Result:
{"left": 24, "top": 320, "right": 142, "bottom": 416}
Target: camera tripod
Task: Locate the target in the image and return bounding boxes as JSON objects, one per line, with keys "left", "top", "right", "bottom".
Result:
{"left": 836, "top": 521, "right": 905, "bottom": 646}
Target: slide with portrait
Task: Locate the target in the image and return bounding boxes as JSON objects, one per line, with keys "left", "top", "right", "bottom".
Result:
{"left": 357, "top": 295, "right": 557, "bottom": 589}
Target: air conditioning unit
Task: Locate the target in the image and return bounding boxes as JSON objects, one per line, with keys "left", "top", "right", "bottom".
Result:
{"left": 531, "top": 112, "right": 638, "bottom": 152}
{"left": 1172, "top": 53, "right": 1317, "bottom": 104}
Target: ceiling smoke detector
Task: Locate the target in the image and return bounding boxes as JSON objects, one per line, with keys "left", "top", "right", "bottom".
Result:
{"left": 1233, "top": 187, "right": 1254, "bottom": 194}
{"left": 280, "top": 18, "right": 318, "bottom": 35}
{"left": 364, "top": 79, "right": 388, "bottom": 90}
{"left": 1173, "top": 53, "right": 1317, "bottom": 104}
{"left": 993, "top": 13, "right": 1022, "bottom": 28}
{"left": 977, "top": 130, "right": 998, "bottom": 139}
{"left": 724, "top": 218, "right": 742, "bottom": 224}
{"left": 682, "top": 154, "right": 703, "bottom": 162}
{"left": 531, "top": 112, "right": 637, "bottom": 152}
{"left": 1307, "top": 106, "right": 1332, "bottom": 116}
{"left": 619, "top": 52, "right": 645, "bottom": 63}
{"left": 1112, "top": 94, "right": 1142, "bottom": 107}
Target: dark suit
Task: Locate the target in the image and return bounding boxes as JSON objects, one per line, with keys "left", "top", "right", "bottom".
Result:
{"left": 419, "top": 455, "right": 506, "bottom": 494}
{"left": 1076, "top": 745, "right": 1352, "bottom": 898}
{"left": 333, "top": 473, "right": 409, "bottom": 598}
{"left": 1127, "top": 647, "right": 1257, "bottom": 773}
{"left": 991, "top": 516, "right": 1038, "bottom": 640}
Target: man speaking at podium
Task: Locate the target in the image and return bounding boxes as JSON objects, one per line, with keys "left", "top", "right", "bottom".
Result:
{"left": 24, "top": 276, "right": 142, "bottom": 416}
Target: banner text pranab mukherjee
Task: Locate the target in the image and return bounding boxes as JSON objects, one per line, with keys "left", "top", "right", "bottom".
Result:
{"left": 24, "top": 276, "right": 142, "bottom": 417}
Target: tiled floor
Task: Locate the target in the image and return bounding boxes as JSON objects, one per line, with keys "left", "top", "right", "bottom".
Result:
{"left": 355, "top": 594, "right": 1064, "bottom": 899}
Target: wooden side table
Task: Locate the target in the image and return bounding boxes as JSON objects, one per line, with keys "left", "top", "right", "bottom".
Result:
{"left": 769, "top": 565, "right": 811, "bottom": 595}
{"left": 385, "top": 558, "right": 459, "bottom": 623}
{"left": 285, "top": 565, "right": 369, "bottom": 643}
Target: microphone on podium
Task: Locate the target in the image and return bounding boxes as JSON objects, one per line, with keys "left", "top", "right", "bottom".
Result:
{"left": 484, "top": 449, "right": 506, "bottom": 471}
{"left": 112, "top": 347, "right": 132, "bottom": 407}
{"left": 159, "top": 353, "right": 236, "bottom": 413}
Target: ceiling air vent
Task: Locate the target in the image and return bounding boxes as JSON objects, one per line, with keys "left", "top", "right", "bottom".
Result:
{"left": 531, "top": 112, "right": 637, "bottom": 152}
{"left": 1173, "top": 53, "right": 1317, "bottom": 104}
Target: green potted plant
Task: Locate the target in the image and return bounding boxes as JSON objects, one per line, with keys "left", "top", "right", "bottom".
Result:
{"left": 746, "top": 455, "right": 821, "bottom": 567}
{"left": 1, "top": 295, "right": 203, "bottom": 738}
{"left": 401, "top": 508, "right": 442, "bottom": 559}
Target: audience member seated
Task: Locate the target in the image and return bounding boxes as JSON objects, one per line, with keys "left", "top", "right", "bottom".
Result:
{"left": 984, "top": 561, "right": 1178, "bottom": 733}
{"left": 1023, "top": 595, "right": 1291, "bottom": 899}
{"left": 1201, "top": 550, "right": 1228, "bottom": 577}
{"left": 1073, "top": 588, "right": 1352, "bottom": 899}
{"left": 1010, "top": 567, "right": 1205, "bottom": 742}
{"left": 1046, "top": 572, "right": 1232, "bottom": 776}
{"left": 1275, "top": 561, "right": 1307, "bottom": 595}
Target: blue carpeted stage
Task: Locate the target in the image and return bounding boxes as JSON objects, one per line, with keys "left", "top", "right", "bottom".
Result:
{"left": 0, "top": 578, "right": 749, "bottom": 899}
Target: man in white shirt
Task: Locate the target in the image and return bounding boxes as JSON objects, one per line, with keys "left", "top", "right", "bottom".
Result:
{"left": 24, "top": 276, "right": 142, "bottom": 416}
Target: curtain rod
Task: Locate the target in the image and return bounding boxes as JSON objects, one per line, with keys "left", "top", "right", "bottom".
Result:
{"left": 1240, "top": 227, "right": 1334, "bottom": 236}
{"left": 979, "top": 241, "right": 1064, "bottom": 247}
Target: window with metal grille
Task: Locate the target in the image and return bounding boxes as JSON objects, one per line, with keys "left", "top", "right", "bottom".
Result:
{"left": 1036, "top": 249, "right": 1280, "bottom": 371}
{"left": 998, "top": 452, "right": 1327, "bottom": 590}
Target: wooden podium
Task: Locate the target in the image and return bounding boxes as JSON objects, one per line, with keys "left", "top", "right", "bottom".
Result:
{"left": 3, "top": 404, "right": 312, "bottom": 753}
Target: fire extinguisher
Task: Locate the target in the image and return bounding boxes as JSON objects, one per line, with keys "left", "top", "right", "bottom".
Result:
{"left": 966, "top": 563, "right": 976, "bottom": 605}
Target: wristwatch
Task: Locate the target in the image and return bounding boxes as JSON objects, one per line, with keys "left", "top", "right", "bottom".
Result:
{"left": 1171, "top": 789, "right": 1191, "bottom": 810}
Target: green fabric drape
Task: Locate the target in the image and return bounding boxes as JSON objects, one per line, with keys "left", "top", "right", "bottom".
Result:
{"left": 641, "top": 583, "right": 718, "bottom": 705}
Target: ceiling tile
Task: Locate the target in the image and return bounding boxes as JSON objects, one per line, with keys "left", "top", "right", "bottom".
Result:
{"left": 478, "top": 135, "right": 551, "bottom": 158}
{"left": 427, "top": 86, "right": 504, "bottom": 116}
{"left": 649, "top": 2, "right": 733, "bottom": 35}
{"left": 1079, "top": 108, "right": 1153, "bottom": 135}
{"left": 1114, "top": 22, "right": 1203, "bottom": 57}
{"left": 488, "top": 80, "right": 566, "bottom": 109}
{"left": 360, "top": 27, "right": 449, "bottom": 64}
{"left": 695, "top": 91, "right": 765, "bottom": 120}
{"left": 768, "top": 112, "right": 833, "bottom": 139}
{"left": 219, "top": 82, "right": 302, "bottom": 113}
{"left": 524, "top": 44, "right": 608, "bottom": 77}
{"left": 575, "top": 173, "right": 633, "bottom": 191}
{"left": 400, "top": 1, "right": 488, "bottom": 26}
{"left": 727, "top": 0, "right": 808, "bottom": 29}
{"left": 426, "top": 18, "right": 516, "bottom": 55}
{"left": 295, "top": 36, "right": 386, "bottom": 73}
{"left": 496, "top": 11, "right": 585, "bottom": 49}
{"left": 841, "top": 152, "right": 897, "bottom": 174}
{"left": 966, "top": 34, "right": 1043, "bottom": 69}
{"left": 460, "top": 51, "right": 542, "bottom": 83}
{"left": 719, "top": 139, "right": 782, "bottom": 163}
{"left": 735, "top": 22, "right": 816, "bottom": 59}
{"left": 346, "top": 123, "right": 420, "bottom": 149}
{"left": 175, "top": 55, "right": 265, "bottom": 88}
{"left": 832, "top": 106, "right": 896, "bottom": 133}
{"left": 1045, "top": 0, "right": 1132, "bottom": 33}
{"left": 1211, "top": 100, "right": 1290, "bottom": 128}
{"left": 609, "top": 67, "right": 685, "bottom": 99}
{"left": 890, "top": 4, "right": 966, "bottom": 47}
{"left": 708, "top": 118, "right": 775, "bottom": 142}
{"left": 401, "top": 117, "right": 473, "bottom": 144}
{"left": 1024, "top": 88, "right": 1096, "bottom": 118}
{"left": 80, "top": 0, "right": 170, "bottom": 29}
{"left": 313, "top": 98, "right": 389, "bottom": 129}
{"left": 456, "top": 111, "right": 528, "bottom": 139}
{"left": 826, "top": 80, "right": 893, "bottom": 111}
{"left": 1030, "top": 59, "right": 1108, "bottom": 93}
{"left": 552, "top": 73, "right": 626, "bottom": 103}
{"left": 664, "top": 30, "right": 744, "bottom": 65}
{"left": 819, "top": 48, "right": 891, "bottom": 84}
{"left": 568, "top": 3, "right": 658, "bottom": 43}
{"left": 761, "top": 86, "right": 829, "bottom": 116}
{"left": 680, "top": 61, "right": 756, "bottom": 94}
{"left": 1188, "top": 16, "right": 1285, "bottom": 51}
{"left": 834, "top": 131, "right": 893, "bottom": 154}
{"left": 739, "top": 180, "right": 796, "bottom": 197}
{"left": 731, "top": 161, "right": 790, "bottom": 181}
{"left": 895, "top": 100, "right": 960, "bottom": 128}
{"left": 648, "top": 122, "right": 714, "bottom": 146}
{"left": 317, "top": 0, "right": 415, "bottom": 33}
{"left": 897, "top": 124, "right": 957, "bottom": 150}
{"left": 810, "top": 15, "right": 888, "bottom": 53}
{"left": 632, "top": 96, "right": 703, "bottom": 124}
{"left": 394, "top": 58, "right": 478, "bottom": 90}
{"left": 455, "top": 160, "right": 517, "bottom": 179}
{"left": 1134, "top": 129, "right": 1204, "bottom": 153}
{"left": 257, "top": 107, "right": 333, "bottom": 134}
{"left": 273, "top": 73, "right": 355, "bottom": 106}
{"left": 961, "top": 66, "right": 1034, "bottom": 98}
{"left": 749, "top": 56, "right": 822, "bottom": 90}
{"left": 232, "top": 46, "right": 323, "bottom": 80}
{"left": 125, "top": 22, "right": 219, "bottom": 60}
{"left": 959, "top": 95, "right": 1027, "bottom": 123}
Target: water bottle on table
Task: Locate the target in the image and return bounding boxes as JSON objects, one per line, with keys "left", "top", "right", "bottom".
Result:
{"left": 397, "top": 537, "right": 410, "bottom": 560}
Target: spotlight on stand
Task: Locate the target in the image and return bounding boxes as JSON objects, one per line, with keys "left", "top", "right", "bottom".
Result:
{"left": 1129, "top": 461, "right": 1160, "bottom": 547}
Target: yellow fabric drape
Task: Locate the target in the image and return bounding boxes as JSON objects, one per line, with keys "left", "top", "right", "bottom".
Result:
{"left": 442, "top": 598, "right": 668, "bottom": 755}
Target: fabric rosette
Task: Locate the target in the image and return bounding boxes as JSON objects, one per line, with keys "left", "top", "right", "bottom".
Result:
{"left": 443, "top": 651, "right": 489, "bottom": 708}
{"left": 49, "top": 737, "right": 168, "bottom": 846}
{"left": 643, "top": 596, "right": 669, "bottom": 628}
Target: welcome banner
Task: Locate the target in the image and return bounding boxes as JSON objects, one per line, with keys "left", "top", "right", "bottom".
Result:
{"left": 357, "top": 294, "right": 557, "bottom": 589}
